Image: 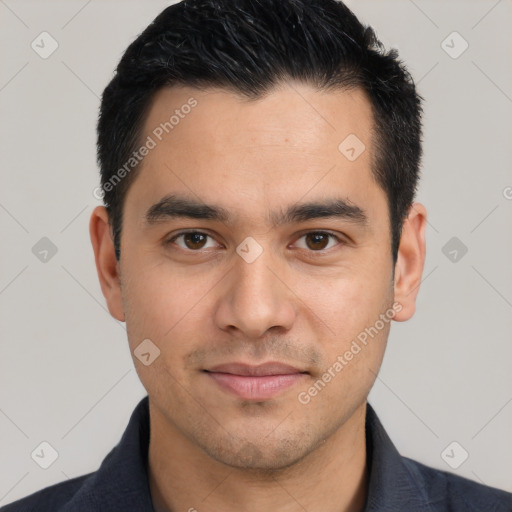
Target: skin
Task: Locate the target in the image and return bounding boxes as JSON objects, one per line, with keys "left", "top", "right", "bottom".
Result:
{"left": 90, "top": 82, "right": 426, "bottom": 512}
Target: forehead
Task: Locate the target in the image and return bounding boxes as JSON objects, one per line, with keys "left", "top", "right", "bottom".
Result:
{"left": 124, "top": 82, "right": 385, "bottom": 228}
{"left": 143, "top": 82, "right": 374, "bottom": 155}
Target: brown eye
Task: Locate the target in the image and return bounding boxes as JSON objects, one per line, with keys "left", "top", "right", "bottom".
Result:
{"left": 294, "top": 232, "right": 341, "bottom": 252}
{"left": 305, "top": 233, "right": 330, "bottom": 250}
{"left": 183, "top": 232, "right": 208, "bottom": 249}
{"left": 167, "top": 231, "right": 217, "bottom": 251}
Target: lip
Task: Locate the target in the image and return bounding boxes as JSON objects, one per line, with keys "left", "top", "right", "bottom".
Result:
{"left": 204, "top": 362, "right": 308, "bottom": 400}
{"left": 207, "top": 362, "right": 305, "bottom": 376}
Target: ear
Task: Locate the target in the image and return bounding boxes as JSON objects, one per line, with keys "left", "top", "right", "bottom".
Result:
{"left": 89, "top": 206, "right": 125, "bottom": 322}
{"left": 393, "top": 202, "right": 427, "bottom": 322}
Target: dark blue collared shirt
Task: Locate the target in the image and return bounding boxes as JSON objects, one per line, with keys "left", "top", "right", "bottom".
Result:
{"left": 1, "top": 396, "right": 510, "bottom": 511}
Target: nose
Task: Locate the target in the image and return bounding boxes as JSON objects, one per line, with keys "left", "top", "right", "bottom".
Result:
{"left": 213, "top": 247, "right": 297, "bottom": 340}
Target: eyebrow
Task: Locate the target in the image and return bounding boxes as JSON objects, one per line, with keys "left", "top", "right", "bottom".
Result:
{"left": 144, "top": 194, "right": 368, "bottom": 227}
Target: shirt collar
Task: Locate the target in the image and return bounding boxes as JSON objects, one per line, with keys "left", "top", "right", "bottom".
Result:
{"left": 61, "top": 395, "right": 154, "bottom": 512}
{"left": 61, "top": 396, "right": 436, "bottom": 512}
{"left": 364, "top": 402, "right": 437, "bottom": 512}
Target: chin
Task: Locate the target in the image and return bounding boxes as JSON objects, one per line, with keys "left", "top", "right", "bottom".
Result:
{"left": 198, "top": 432, "right": 316, "bottom": 472}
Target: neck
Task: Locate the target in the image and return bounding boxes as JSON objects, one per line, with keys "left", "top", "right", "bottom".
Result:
{"left": 148, "top": 402, "right": 368, "bottom": 512}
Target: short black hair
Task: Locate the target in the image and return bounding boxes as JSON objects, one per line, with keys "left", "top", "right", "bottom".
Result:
{"left": 97, "top": 0, "right": 423, "bottom": 262}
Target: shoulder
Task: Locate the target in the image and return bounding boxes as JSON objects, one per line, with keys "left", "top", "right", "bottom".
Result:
{"left": 0, "top": 473, "right": 93, "bottom": 512}
{"left": 402, "top": 456, "right": 512, "bottom": 512}
{"left": 1, "top": 396, "right": 154, "bottom": 512}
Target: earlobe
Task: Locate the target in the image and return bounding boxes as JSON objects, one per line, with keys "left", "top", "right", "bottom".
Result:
{"left": 393, "top": 203, "right": 427, "bottom": 322}
{"left": 89, "top": 206, "right": 125, "bottom": 322}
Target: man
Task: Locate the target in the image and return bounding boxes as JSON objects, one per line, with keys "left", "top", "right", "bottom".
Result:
{"left": 2, "top": 0, "right": 511, "bottom": 511}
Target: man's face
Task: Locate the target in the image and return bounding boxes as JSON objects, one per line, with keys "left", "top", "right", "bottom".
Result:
{"left": 117, "top": 83, "right": 396, "bottom": 469}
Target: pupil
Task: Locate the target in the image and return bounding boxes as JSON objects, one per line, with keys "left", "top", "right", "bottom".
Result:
{"left": 307, "top": 233, "right": 328, "bottom": 250}
{"left": 186, "top": 233, "right": 205, "bottom": 249}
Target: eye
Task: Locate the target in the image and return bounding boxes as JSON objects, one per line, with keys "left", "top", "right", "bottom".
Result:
{"left": 165, "top": 230, "right": 344, "bottom": 254}
{"left": 166, "top": 231, "right": 220, "bottom": 251}
{"left": 293, "top": 231, "right": 342, "bottom": 252}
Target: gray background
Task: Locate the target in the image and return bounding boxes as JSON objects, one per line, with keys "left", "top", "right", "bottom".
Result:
{"left": 1, "top": 0, "right": 511, "bottom": 506}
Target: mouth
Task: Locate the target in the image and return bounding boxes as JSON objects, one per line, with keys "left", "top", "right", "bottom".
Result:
{"left": 203, "top": 362, "right": 309, "bottom": 400}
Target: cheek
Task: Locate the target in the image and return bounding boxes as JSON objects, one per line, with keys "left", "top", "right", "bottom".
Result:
{"left": 301, "top": 265, "right": 393, "bottom": 337}
{"left": 298, "top": 261, "right": 393, "bottom": 393}
{"left": 120, "top": 258, "right": 200, "bottom": 356}
{"left": 121, "top": 265, "right": 202, "bottom": 397}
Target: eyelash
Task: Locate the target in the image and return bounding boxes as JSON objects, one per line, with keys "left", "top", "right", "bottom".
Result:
{"left": 165, "top": 230, "right": 345, "bottom": 254}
